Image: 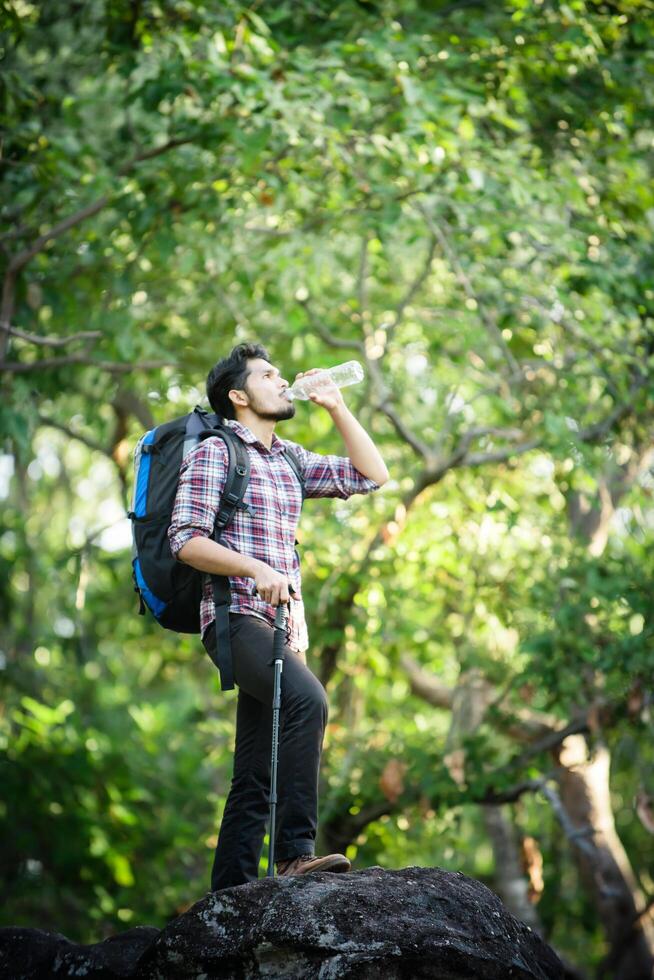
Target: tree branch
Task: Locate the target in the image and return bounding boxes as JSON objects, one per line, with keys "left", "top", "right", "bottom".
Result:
{"left": 323, "top": 770, "right": 558, "bottom": 855}
{"left": 376, "top": 398, "right": 435, "bottom": 460}
{"left": 578, "top": 375, "right": 649, "bottom": 443}
{"left": 3, "top": 196, "right": 111, "bottom": 286}
{"left": 415, "top": 204, "right": 520, "bottom": 377}
{"left": 386, "top": 234, "right": 437, "bottom": 345}
{"left": 456, "top": 425, "right": 528, "bottom": 457}
{"left": 36, "top": 414, "right": 110, "bottom": 456}
{"left": 403, "top": 653, "right": 564, "bottom": 743}
{"left": 112, "top": 387, "right": 155, "bottom": 430}
{"left": 463, "top": 437, "right": 542, "bottom": 468}
{"left": 2, "top": 354, "right": 171, "bottom": 374}
{"left": 476, "top": 777, "right": 550, "bottom": 806}
{"left": 297, "top": 298, "right": 435, "bottom": 461}
{"left": 452, "top": 370, "right": 649, "bottom": 470}
{"left": 317, "top": 368, "right": 651, "bottom": 686}
{"left": 298, "top": 298, "right": 365, "bottom": 352}
{"left": 0, "top": 322, "right": 102, "bottom": 348}
{"left": 508, "top": 715, "right": 591, "bottom": 770}
{"left": 357, "top": 232, "right": 370, "bottom": 317}
{"left": 0, "top": 136, "right": 194, "bottom": 361}
{"left": 119, "top": 136, "right": 193, "bottom": 172}
{"left": 538, "top": 781, "right": 603, "bottom": 864}
{"left": 401, "top": 654, "right": 454, "bottom": 709}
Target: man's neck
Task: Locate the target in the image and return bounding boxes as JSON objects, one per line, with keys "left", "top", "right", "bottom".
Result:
{"left": 234, "top": 411, "right": 276, "bottom": 450}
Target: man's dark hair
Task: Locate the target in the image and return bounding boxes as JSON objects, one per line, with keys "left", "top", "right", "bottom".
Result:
{"left": 206, "top": 342, "right": 271, "bottom": 419}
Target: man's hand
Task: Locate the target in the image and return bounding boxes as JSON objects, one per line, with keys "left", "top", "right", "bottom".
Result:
{"left": 295, "top": 369, "right": 345, "bottom": 414}
{"left": 251, "top": 560, "right": 296, "bottom": 607}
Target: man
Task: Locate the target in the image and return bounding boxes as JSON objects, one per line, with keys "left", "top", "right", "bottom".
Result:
{"left": 168, "top": 342, "right": 388, "bottom": 891}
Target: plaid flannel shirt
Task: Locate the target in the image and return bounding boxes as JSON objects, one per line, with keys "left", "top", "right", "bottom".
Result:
{"left": 167, "top": 419, "right": 380, "bottom": 652}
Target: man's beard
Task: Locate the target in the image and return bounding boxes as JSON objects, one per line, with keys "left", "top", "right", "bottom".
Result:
{"left": 246, "top": 390, "right": 296, "bottom": 422}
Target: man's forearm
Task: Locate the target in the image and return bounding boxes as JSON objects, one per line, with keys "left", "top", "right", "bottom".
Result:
{"left": 177, "top": 535, "right": 259, "bottom": 577}
{"left": 176, "top": 537, "right": 294, "bottom": 604}
{"left": 329, "top": 404, "right": 389, "bottom": 484}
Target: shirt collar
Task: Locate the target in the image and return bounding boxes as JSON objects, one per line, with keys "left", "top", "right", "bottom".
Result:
{"left": 226, "top": 419, "right": 286, "bottom": 455}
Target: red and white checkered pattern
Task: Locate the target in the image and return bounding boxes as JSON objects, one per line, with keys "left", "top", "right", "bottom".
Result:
{"left": 168, "top": 419, "right": 379, "bottom": 652}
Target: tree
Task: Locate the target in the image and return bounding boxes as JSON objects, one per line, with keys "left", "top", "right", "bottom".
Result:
{"left": 1, "top": 1, "right": 653, "bottom": 972}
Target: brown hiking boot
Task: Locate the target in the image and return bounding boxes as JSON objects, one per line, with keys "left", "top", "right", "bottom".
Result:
{"left": 276, "top": 853, "right": 351, "bottom": 876}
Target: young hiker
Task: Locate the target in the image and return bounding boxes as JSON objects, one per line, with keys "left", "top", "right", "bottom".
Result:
{"left": 167, "top": 343, "right": 389, "bottom": 891}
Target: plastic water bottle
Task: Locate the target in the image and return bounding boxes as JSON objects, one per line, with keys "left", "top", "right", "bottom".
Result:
{"left": 285, "top": 360, "right": 365, "bottom": 401}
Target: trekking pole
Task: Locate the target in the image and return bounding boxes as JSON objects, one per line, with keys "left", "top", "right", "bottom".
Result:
{"left": 267, "top": 597, "right": 288, "bottom": 878}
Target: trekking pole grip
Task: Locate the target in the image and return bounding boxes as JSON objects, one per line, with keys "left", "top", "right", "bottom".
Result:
{"left": 250, "top": 583, "right": 296, "bottom": 607}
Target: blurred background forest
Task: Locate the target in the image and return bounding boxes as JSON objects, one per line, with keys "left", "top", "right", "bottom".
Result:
{"left": 1, "top": 1, "right": 653, "bottom": 976}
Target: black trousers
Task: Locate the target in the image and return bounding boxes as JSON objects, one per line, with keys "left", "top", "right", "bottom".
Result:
{"left": 202, "top": 613, "right": 329, "bottom": 891}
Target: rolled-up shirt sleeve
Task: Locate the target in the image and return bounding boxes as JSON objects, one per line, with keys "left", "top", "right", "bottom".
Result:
{"left": 168, "top": 438, "right": 227, "bottom": 558}
{"left": 282, "top": 439, "right": 381, "bottom": 500}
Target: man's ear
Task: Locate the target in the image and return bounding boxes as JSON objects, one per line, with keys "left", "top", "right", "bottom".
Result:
{"left": 228, "top": 388, "right": 248, "bottom": 409}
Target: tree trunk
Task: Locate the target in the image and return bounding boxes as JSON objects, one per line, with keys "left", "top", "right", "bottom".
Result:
{"left": 556, "top": 734, "right": 654, "bottom": 980}
{"left": 482, "top": 804, "right": 542, "bottom": 933}
{"left": 441, "top": 670, "right": 545, "bottom": 935}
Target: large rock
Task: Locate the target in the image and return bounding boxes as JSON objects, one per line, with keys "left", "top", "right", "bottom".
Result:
{"left": 0, "top": 866, "right": 563, "bottom": 979}
{"left": 0, "top": 925, "right": 159, "bottom": 979}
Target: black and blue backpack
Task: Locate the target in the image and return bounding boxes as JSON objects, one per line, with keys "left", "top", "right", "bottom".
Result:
{"left": 128, "top": 406, "right": 305, "bottom": 690}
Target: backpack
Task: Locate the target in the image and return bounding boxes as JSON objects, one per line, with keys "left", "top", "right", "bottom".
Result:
{"left": 128, "top": 406, "right": 305, "bottom": 690}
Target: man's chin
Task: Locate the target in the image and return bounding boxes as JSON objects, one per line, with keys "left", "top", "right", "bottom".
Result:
{"left": 257, "top": 403, "right": 296, "bottom": 422}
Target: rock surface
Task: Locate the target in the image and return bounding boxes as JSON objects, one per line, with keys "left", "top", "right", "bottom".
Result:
{"left": 0, "top": 866, "right": 563, "bottom": 979}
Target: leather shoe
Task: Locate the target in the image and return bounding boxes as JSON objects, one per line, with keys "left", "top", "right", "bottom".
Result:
{"left": 276, "top": 853, "right": 351, "bottom": 876}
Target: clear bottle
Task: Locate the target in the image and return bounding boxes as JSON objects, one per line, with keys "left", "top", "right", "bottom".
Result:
{"left": 285, "top": 360, "right": 365, "bottom": 401}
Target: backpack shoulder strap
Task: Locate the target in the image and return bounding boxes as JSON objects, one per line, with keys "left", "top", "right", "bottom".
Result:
{"left": 198, "top": 426, "right": 252, "bottom": 533}
{"left": 197, "top": 425, "right": 251, "bottom": 692}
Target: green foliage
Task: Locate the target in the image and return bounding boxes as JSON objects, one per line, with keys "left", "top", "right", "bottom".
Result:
{"left": 1, "top": 0, "right": 653, "bottom": 971}
{"left": 523, "top": 540, "right": 653, "bottom": 705}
